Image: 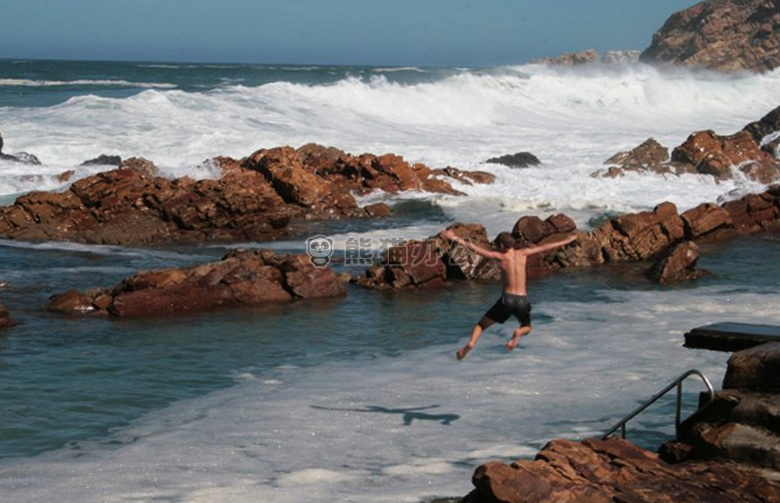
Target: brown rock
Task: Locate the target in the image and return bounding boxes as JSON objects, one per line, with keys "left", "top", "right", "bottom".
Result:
{"left": 512, "top": 216, "right": 555, "bottom": 245}
{"left": 364, "top": 203, "right": 392, "bottom": 218}
{"left": 534, "top": 49, "right": 601, "bottom": 66}
{"left": 439, "top": 223, "right": 501, "bottom": 281}
{"left": 672, "top": 129, "right": 780, "bottom": 183}
{"left": 48, "top": 250, "right": 345, "bottom": 318}
{"left": 246, "top": 146, "right": 333, "bottom": 207}
{"left": 546, "top": 214, "right": 577, "bottom": 234}
{"left": 47, "top": 289, "right": 100, "bottom": 314}
{"left": 640, "top": 0, "right": 780, "bottom": 73}
{"left": 110, "top": 283, "right": 237, "bottom": 318}
{"left": 610, "top": 203, "right": 684, "bottom": 260}
{"left": 0, "top": 144, "right": 495, "bottom": 246}
{"left": 465, "top": 437, "right": 780, "bottom": 503}
{"left": 281, "top": 255, "right": 347, "bottom": 299}
{"left": 385, "top": 240, "right": 447, "bottom": 286}
{"left": 551, "top": 230, "right": 606, "bottom": 268}
{"left": 0, "top": 299, "right": 15, "bottom": 328}
{"left": 647, "top": 241, "right": 707, "bottom": 284}
{"left": 724, "top": 342, "right": 780, "bottom": 391}
{"left": 595, "top": 138, "right": 671, "bottom": 177}
{"left": 432, "top": 166, "right": 496, "bottom": 186}
{"left": 682, "top": 202, "right": 734, "bottom": 239}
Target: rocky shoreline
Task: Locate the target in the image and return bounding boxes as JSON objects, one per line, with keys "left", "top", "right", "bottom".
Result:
{"left": 457, "top": 341, "right": 780, "bottom": 502}
{"left": 0, "top": 144, "right": 493, "bottom": 246}
{"left": 0, "top": 102, "right": 772, "bottom": 321}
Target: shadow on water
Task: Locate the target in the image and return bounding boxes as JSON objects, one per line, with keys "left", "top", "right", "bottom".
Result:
{"left": 311, "top": 404, "right": 460, "bottom": 426}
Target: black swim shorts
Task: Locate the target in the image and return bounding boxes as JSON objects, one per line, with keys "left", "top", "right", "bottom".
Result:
{"left": 484, "top": 293, "right": 531, "bottom": 326}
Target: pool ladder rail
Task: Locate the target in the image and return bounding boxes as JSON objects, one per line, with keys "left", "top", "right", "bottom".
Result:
{"left": 602, "top": 369, "right": 715, "bottom": 441}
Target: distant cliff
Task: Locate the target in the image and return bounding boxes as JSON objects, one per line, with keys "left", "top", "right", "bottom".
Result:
{"left": 640, "top": 0, "right": 780, "bottom": 72}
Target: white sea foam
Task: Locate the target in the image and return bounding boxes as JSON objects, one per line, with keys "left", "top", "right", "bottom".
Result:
{"left": 0, "top": 64, "right": 777, "bottom": 221}
{"left": 0, "top": 78, "right": 176, "bottom": 88}
{"left": 2, "top": 283, "right": 775, "bottom": 502}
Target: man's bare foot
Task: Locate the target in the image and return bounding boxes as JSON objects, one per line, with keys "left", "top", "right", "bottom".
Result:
{"left": 506, "top": 336, "right": 521, "bottom": 351}
{"left": 456, "top": 344, "right": 473, "bottom": 360}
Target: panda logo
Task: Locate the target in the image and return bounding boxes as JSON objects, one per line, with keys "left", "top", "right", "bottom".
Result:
{"left": 306, "top": 235, "right": 334, "bottom": 267}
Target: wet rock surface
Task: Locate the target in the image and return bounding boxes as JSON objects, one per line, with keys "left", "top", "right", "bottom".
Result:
{"left": 595, "top": 106, "right": 780, "bottom": 183}
{"left": 460, "top": 342, "right": 780, "bottom": 502}
{"left": 0, "top": 144, "right": 493, "bottom": 246}
{"left": 47, "top": 249, "right": 346, "bottom": 318}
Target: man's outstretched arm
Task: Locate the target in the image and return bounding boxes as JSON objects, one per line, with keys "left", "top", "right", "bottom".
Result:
{"left": 440, "top": 229, "right": 503, "bottom": 259}
{"left": 523, "top": 234, "right": 577, "bottom": 256}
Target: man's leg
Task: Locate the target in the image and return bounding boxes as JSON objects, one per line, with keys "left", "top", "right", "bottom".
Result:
{"left": 506, "top": 325, "right": 531, "bottom": 351}
{"left": 457, "top": 316, "right": 494, "bottom": 360}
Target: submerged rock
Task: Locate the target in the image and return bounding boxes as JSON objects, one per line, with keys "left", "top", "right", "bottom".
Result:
{"left": 0, "top": 300, "right": 15, "bottom": 328}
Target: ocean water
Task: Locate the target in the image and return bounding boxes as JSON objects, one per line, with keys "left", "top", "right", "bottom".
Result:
{"left": 1, "top": 59, "right": 780, "bottom": 502}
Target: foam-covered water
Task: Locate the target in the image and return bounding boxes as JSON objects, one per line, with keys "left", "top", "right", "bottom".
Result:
{"left": 1, "top": 60, "right": 780, "bottom": 502}
{"left": 1, "top": 61, "right": 777, "bottom": 213}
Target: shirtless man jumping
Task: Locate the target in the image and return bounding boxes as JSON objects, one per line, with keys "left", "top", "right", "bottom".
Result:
{"left": 440, "top": 228, "right": 576, "bottom": 360}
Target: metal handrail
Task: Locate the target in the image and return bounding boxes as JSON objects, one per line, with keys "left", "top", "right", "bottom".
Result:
{"left": 601, "top": 369, "right": 715, "bottom": 441}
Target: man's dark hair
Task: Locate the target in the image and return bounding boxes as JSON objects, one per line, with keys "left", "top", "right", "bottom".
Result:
{"left": 494, "top": 232, "right": 515, "bottom": 250}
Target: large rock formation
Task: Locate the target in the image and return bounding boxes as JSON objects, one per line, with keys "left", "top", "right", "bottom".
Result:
{"left": 595, "top": 106, "right": 780, "bottom": 183}
{"left": 462, "top": 436, "right": 779, "bottom": 503}
{"left": 47, "top": 249, "right": 346, "bottom": 318}
{"left": 661, "top": 342, "right": 780, "bottom": 470}
{"left": 460, "top": 341, "right": 780, "bottom": 502}
{"left": 350, "top": 214, "right": 577, "bottom": 290}
{"left": 0, "top": 144, "right": 493, "bottom": 246}
{"left": 353, "top": 183, "right": 780, "bottom": 290}
{"left": 640, "top": 0, "right": 780, "bottom": 73}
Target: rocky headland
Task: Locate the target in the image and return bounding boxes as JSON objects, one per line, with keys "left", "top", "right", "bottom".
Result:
{"left": 534, "top": 0, "right": 780, "bottom": 75}
{"left": 640, "top": 0, "right": 780, "bottom": 73}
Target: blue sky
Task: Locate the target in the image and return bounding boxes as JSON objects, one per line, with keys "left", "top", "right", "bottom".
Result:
{"left": 1, "top": 0, "right": 701, "bottom": 66}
